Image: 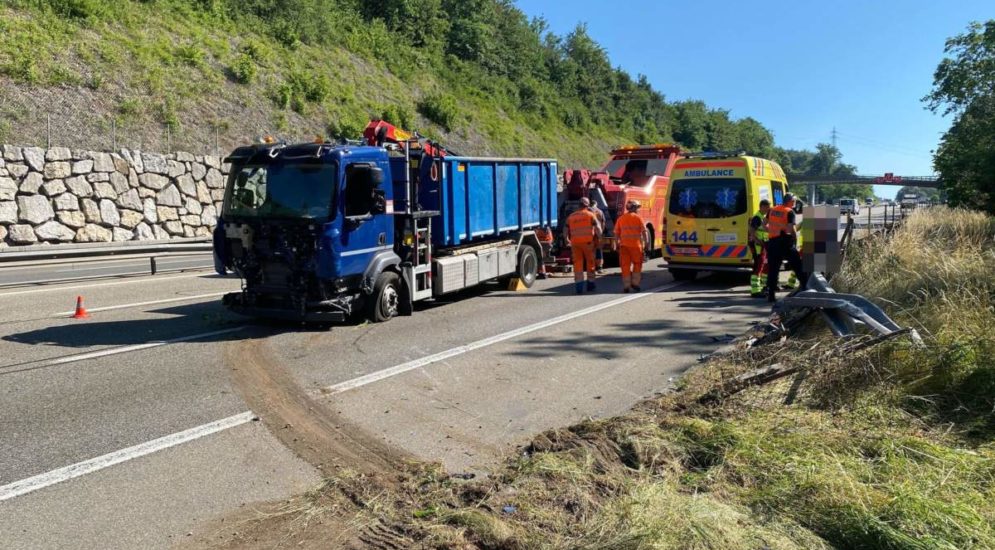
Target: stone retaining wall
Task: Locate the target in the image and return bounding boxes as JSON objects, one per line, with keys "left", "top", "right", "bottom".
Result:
{"left": 0, "top": 145, "right": 229, "bottom": 247}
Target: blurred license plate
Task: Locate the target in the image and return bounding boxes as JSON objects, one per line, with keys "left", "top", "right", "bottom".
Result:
{"left": 673, "top": 247, "right": 700, "bottom": 255}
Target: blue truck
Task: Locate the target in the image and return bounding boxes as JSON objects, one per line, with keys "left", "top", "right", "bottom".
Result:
{"left": 213, "top": 121, "right": 558, "bottom": 323}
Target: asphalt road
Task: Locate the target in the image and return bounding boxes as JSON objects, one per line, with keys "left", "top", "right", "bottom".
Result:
{"left": 0, "top": 259, "right": 773, "bottom": 549}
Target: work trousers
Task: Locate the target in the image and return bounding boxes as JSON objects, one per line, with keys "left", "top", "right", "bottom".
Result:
{"left": 618, "top": 245, "right": 643, "bottom": 278}
{"left": 749, "top": 241, "right": 767, "bottom": 295}
{"left": 571, "top": 242, "right": 596, "bottom": 278}
{"left": 766, "top": 236, "right": 806, "bottom": 301}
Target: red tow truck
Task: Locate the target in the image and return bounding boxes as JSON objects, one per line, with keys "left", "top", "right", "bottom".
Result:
{"left": 560, "top": 144, "right": 683, "bottom": 258}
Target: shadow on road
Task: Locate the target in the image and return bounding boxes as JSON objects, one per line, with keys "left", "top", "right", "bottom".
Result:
{"left": 1, "top": 301, "right": 243, "bottom": 349}
{"left": 502, "top": 316, "right": 734, "bottom": 362}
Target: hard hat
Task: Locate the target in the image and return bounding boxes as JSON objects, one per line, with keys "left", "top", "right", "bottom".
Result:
{"left": 579, "top": 197, "right": 591, "bottom": 207}
{"left": 626, "top": 200, "right": 640, "bottom": 212}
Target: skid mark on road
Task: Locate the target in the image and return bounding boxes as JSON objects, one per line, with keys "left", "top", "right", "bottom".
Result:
{"left": 225, "top": 337, "right": 410, "bottom": 476}
{"left": 0, "top": 412, "right": 256, "bottom": 501}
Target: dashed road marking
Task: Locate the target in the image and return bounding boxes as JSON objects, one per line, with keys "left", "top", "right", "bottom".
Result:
{"left": 320, "top": 281, "right": 685, "bottom": 395}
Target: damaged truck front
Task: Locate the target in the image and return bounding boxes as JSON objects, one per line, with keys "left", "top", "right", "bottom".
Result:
{"left": 214, "top": 142, "right": 392, "bottom": 322}
{"left": 214, "top": 126, "right": 558, "bottom": 324}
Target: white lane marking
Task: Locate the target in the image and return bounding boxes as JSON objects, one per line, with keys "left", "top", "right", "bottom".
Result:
{"left": 0, "top": 272, "right": 214, "bottom": 297}
{"left": 37, "top": 327, "right": 245, "bottom": 368}
{"left": 0, "top": 412, "right": 256, "bottom": 501}
{"left": 53, "top": 292, "right": 230, "bottom": 317}
{"left": 321, "top": 281, "right": 685, "bottom": 395}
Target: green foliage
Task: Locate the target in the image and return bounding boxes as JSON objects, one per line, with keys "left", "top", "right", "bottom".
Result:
{"left": 926, "top": 20, "right": 995, "bottom": 214}
{"left": 174, "top": 42, "right": 207, "bottom": 68}
{"left": 230, "top": 53, "right": 257, "bottom": 84}
{"left": 327, "top": 114, "right": 366, "bottom": 141}
{"left": 274, "top": 70, "right": 331, "bottom": 113}
{"left": 2, "top": 0, "right": 781, "bottom": 169}
{"left": 418, "top": 93, "right": 460, "bottom": 131}
{"left": 378, "top": 104, "right": 414, "bottom": 129}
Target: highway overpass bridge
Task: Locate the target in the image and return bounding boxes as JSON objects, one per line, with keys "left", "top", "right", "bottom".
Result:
{"left": 789, "top": 173, "right": 941, "bottom": 203}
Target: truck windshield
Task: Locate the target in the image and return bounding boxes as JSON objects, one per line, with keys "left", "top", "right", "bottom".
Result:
{"left": 603, "top": 159, "right": 669, "bottom": 183}
{"left": 225, "top": 162, "right": 337, "bottom": 220}
{"left": 668, "top": 178, "right": 748, "bottom": 218}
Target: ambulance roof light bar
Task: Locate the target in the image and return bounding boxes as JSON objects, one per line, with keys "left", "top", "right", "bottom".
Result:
{"left": 681, "top": 150, "right": 747, "bottom": 159}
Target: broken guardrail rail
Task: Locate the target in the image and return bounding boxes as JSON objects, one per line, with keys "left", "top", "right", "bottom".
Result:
{"left": 755, "top": 273, "right": 922, "bottom": 347}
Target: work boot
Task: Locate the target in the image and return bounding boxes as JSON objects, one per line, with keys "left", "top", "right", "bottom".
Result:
{"left": 623, "top": 287, "right": 630, "bottom": 294}
{"left": 575, "top": 282, "right": 584, "bottom": 295}
{"left": 631, "top": 285, "right": 641, "bottom": 292}
{"left": 586, "top": 281, "right": 596, "bottom": 292}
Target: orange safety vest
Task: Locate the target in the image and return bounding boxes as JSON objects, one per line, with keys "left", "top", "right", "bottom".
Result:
{"left": 614, "top": 212, "right": 644, "bottom": 248}
{"left": 767, "top": 205, "right": 793, "bottom": 238}
{"left": 567, "top": 210, "right": 597, "bottom": 244}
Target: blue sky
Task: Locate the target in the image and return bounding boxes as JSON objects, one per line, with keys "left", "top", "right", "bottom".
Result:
{"left": 515, "top": 0, "right": 991, "bottom": 198}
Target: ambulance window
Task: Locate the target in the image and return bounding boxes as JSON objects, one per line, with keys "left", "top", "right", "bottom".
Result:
{"left": 668, "top": 178, "right": 748, "bottom": 218}
{"left": 771, "top": 181, "right": 785, "bottom": 205}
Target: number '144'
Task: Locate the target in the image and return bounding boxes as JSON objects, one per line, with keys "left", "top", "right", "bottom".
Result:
{"left": 672, "top": 231, "right": 698, "bottom": 243}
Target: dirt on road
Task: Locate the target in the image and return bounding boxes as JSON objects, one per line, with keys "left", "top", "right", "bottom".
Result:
{"left": 187, "top": 335, "right": 420, "bottom": 549}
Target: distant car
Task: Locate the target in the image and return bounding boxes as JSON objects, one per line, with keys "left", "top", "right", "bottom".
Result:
{"left": 839, "top": 198, "right": 859, "bottom": 215}
{"left": 865, "top": 198, "right": 874, "bottom": 206}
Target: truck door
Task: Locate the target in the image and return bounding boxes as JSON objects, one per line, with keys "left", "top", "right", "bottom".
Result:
{"left": 338, "top": 161, "right": 392, "bottom": 277}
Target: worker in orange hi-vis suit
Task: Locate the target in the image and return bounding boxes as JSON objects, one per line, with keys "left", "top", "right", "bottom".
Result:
{"left": 614, "top": 200, "right": 649, "bottom": 293}
{"left": 564, "top": 197, "right": 602, "bottom": 294}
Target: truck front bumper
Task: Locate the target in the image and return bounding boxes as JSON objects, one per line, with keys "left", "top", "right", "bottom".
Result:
{"left": 222, "top": 292, "right": 347, "bottom": 323}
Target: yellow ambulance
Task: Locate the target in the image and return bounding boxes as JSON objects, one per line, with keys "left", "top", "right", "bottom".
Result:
{"left": 662, "top": 153, "right": 790, "bottom": 280}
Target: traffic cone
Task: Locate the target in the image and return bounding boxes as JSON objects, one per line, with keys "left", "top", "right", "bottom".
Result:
{"left": 72, "top": 295, "right": 90, "bottom": 319}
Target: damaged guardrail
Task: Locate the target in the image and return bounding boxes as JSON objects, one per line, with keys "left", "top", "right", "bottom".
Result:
{"left": 757, "top": 273, "right": 922, "bottom": 347}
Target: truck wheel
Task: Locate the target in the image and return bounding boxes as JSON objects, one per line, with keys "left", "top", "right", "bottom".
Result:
{"left": 367, "top": 271, "right": 401, "bottom": 322}
{"left": 669, "top": 268, "right": 697, "bottom": 281}
{"left": 516, "top": 246, "right": 539, "bottom": 288}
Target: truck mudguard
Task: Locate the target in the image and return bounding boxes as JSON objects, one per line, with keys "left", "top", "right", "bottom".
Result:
{"left": 361, "top": 250, "right": 402, "bottom": 294}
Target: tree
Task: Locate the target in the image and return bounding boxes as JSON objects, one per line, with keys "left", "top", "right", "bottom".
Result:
{"left": 925, "top": 20, "right": 995, "bottom": 213}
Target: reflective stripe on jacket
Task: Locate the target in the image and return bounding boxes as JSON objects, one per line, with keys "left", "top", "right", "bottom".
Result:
{"left": 567, "top": 210, "right": 598, "bottom": 244}
{"left": 614, "top": 212, "right": 645, "bottom": 248}
{"left": 752, "top": 211, "right": 769, "bottom": 242}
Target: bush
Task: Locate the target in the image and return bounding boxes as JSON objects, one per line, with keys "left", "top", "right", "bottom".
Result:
{"left": 174, "top": 43, "right": 206, "bottom": 68}
{"left": 378, "top": 104, "right": 414, "bottom": 129}
{"left": 230, "top": 54, "right": 257, "bottom": 84}
{"left": 272, "top": 70, "right": 331, "bottom": 112}
{"left": 327, "top": 115, "right": 366, "bottom": 141}
{"left": 417, "top": 93, "right": 460, "bottom": 131}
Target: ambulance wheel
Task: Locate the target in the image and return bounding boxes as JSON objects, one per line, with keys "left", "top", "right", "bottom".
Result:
{"left": 516, "top": 246, "right": 539, "bottom": 288}
{"left": 367, "top": 271, "right": 401, "bottom": 322}
{"left": 669, "top": 268, "right": 697, "bottom": 281}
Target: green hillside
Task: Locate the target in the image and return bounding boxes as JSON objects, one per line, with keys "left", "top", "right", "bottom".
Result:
{"left": 0, "top": 0, "right": 778, "bottom": 167}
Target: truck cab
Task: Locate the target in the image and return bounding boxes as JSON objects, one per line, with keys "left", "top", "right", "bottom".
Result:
{"left": 214, "top": 130, "right": 557, "bottom": 323}
{"left": 561, "top": 144, "right": 682, "bottom": 255}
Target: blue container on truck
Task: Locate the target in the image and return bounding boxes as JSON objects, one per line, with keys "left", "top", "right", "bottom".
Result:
{"left": 214, "top": 130, "right": 557, "bottom": 323}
